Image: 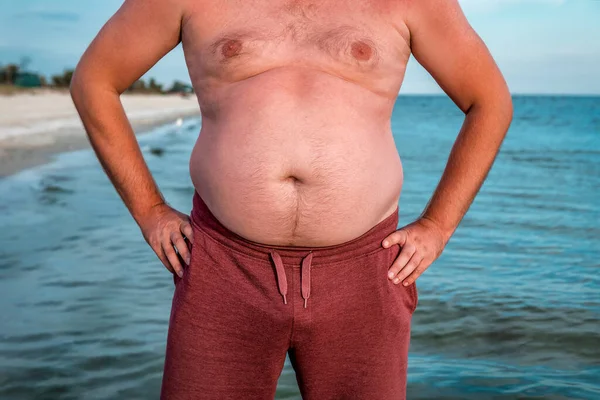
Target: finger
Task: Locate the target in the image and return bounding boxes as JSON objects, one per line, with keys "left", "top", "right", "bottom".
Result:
{"left": 387, "top": 243, "right": 416, "bottom": 280}
{"left": 382, "top": 229, "right": 408, "bottom": 248}
{"left": 394, "top": 253, "right": 424, "bottom": 285}
{"left": 163, "top": 239, "right": 184, "bottom": 278}
{"left": 155, "top": 245, "right": 175, "bottom": 274}
{"left": 404, "top": 262, "right": 429, "bottom": 286}
{"left": 180, "top": 218, "right": 193, "bottom": 243}
{"left": 171, "top": 231, "right": 191, "bottom": 265}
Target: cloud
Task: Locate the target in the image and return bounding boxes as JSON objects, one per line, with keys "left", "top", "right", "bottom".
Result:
{"left": 13, "top": 11, "right": 80, "bottom": 23}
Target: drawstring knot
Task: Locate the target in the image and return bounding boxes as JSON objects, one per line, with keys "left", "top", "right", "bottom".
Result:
{"left": 269, "top": 250, "right": 314, "bottom": 308}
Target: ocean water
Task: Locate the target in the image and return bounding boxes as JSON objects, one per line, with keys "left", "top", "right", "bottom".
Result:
{"left": 0, "top": 95, "right": 598, "bottom": 399}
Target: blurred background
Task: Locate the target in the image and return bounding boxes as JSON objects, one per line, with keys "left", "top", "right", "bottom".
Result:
{"left": 0, "top": 0, "right": 599, "bottom": 399}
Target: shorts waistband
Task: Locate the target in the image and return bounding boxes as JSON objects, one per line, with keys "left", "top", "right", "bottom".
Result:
{"left": 190, "top": 190, "right": 399, "bottom": 266}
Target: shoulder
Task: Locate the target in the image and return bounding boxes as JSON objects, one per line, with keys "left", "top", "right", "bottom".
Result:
{"left": 404, "top": 0, "right": 469, "bottom": 33}
{"left": 118, "top": 0, "right": 188, "bottom": 20}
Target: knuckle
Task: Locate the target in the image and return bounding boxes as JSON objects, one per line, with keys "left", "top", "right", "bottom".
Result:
{"left": 398, "top": 255, "right": 409, "bottom": 265}
{"left": 402, "top": 263, "right": 415, "bottom": 275}
{"left": 151, "top": 241, "right": 161, "bottom": 252}
{"left": 398, "top": 246, "right": 410, "bottom": 256}
{"left": 151, "top": 236, "right": 162, "bottom": 248}
{"left": 408, "top": 270, "right": 418, "bottom": 280}
{"left": 392, "top": 258, "right": 407, "bottom": 269}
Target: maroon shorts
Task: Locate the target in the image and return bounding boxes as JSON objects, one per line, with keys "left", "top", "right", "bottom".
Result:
{"left": 160, "top": 191, "right": 418, "bottom": 399}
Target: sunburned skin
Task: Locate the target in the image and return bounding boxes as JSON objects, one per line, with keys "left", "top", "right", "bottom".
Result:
{"left": 183, "top": 0, "right": 412, "bottom": 245}
{"left": 69, "top": 1, "right": 513, "bottom": 393}
{"left": 71, "top": 0, "right": 512, "bottom": 267}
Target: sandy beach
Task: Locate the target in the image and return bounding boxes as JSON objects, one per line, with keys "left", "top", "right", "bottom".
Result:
{"left": 0, "top": 90, "right": 200, "bottom": 177}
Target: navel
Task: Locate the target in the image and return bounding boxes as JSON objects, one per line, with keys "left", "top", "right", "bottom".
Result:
{"left": 221, "top": 39, "right": 243, "bottom": 58}
{"left": 284, "top": 175, "right": 303, "bottom": 185}
{"left": 351, "top": 41, "right": 373, "bottom": 61}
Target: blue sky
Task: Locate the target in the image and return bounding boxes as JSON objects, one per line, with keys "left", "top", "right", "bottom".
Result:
{"left": 1, "top": 0, "right": 599, "bottom": 94}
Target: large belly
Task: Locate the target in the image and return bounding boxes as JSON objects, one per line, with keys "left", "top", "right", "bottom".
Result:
{"left": 189, "top": 68, "right": 403, "bottom": 246}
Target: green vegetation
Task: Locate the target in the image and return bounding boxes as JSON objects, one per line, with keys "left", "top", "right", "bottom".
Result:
{"left": 126, "top": 77, "right": 193, "bottom": 95}
{"left": 0, "top": 60, "right": 193, "bottom": 95}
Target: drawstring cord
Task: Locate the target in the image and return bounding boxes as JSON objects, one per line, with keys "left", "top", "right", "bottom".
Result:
{"left": 269, "top": 251, "right": 288, "bottom": 305}
{"left": 301, "top": 252, "right": 313, "bottom": 308}
{"left": 269, "top": 250, "right": 313, "bottom": 308}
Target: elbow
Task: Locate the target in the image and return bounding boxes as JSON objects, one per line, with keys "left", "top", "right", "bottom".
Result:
{"left": 470, "top": 88, "right": 514, "bottom": 130}
{"left": 496, "top": 77, "right": 514, "bottom": 128}
{"left": 500, "top": 90, "right": 514, "bottom": 130}
{"left": 69, "top": 74, "right": 78, "bottom": 97}
{"left": 69, "top": 65, "right": 85, "bottom": 105}
{"left": 500, "top": 83, "right": 514, "bottom": 121}
{"left": 69, "top": 64, "right": 119, "bottom": 105}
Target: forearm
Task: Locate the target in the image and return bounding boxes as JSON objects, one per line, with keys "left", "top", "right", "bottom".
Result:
{"left": 70, "top": 76, "right": 165, "bottom": 224}
{"left": 420, "top": 97, "right": 513, "bottom": 243}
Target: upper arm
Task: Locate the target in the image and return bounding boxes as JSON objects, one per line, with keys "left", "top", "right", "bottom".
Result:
{"left": 73, "top": 0, "right": 184, "bottom": 94}
{"left": 405, "top": 0, "right": 511, "bottom": 114}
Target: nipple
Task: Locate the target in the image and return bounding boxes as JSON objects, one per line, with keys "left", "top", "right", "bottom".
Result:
{"left": 222, "top": 39, "right": 243, "bottom": 58}
{"left": 351, "top": 41, "right": 373, "bottom": 61}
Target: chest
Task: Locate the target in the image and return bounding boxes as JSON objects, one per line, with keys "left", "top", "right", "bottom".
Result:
{"left": 182, "top": 0, "right": 411, "bottom": 80}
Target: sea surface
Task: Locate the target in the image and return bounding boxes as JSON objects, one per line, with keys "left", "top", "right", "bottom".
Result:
{"left": 0, "top": 95, "right": 598, "bottom": 399}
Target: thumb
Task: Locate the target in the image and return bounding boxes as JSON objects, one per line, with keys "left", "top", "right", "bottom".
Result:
{"left": 180, "top": 218, "right": 194, "bottom": 243}
{"left": 382, "top": 228, "right": 408, "bottom": 248}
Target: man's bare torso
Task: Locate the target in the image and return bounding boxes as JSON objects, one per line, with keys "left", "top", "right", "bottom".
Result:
{"left": 183, "top": 0, "right": 412, "bottom": 246}
{"left": 72, "top": 0, "right": 511, "bottom": 281}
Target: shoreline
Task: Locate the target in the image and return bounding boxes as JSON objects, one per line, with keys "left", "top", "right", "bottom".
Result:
{"left": 0, "top": 91, "right": 201, "bottom": 178}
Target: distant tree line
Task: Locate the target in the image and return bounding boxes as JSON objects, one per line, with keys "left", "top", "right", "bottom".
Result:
{"left": 0, "top": 60, "right": 193, "bottom": 95}
{"left": 126, "top": 77, "right": 193, "bottom": 94}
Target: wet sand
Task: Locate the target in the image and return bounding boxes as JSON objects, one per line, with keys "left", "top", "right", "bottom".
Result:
{"left": 0, "top": 90, "right": 200, "bottom": 177}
